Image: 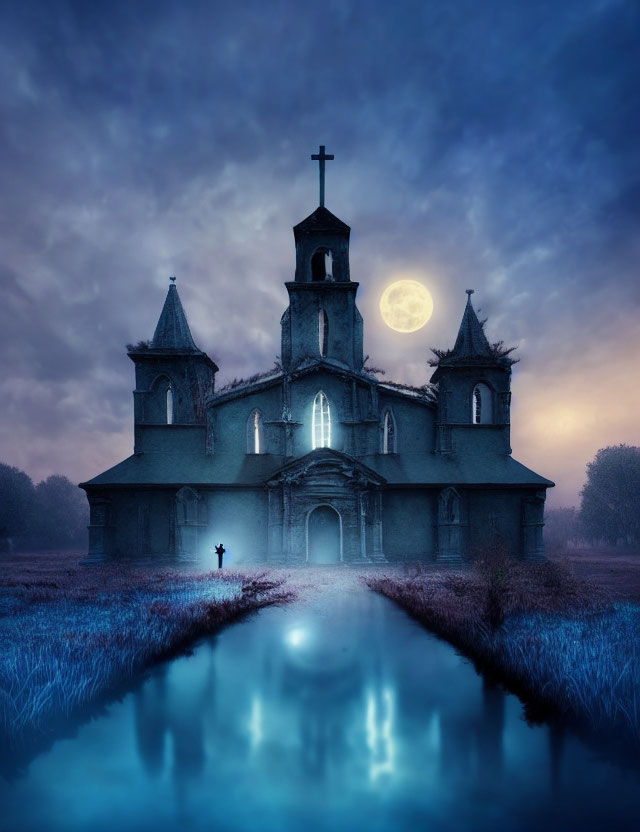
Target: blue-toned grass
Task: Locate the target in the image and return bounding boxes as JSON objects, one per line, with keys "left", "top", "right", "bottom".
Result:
{"left": 368, "top": 562, "right": 640, "bottom": 747}
{"left": 0, "top": 556, "right": 292, "bottom": 753}
{"left": 496, "top": 605, "right": 640, "bottom": 736}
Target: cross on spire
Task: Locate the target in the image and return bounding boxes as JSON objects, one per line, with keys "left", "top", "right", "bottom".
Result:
{"left": 311, "top": 144, "right": 334, "bottom": 207}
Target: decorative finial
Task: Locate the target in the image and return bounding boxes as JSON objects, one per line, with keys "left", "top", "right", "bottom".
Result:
{"left": 311, "top": 144, "right": 334, "bottom": 208}
{"left": 466, "top": 289, "right": 474, "bottom": 297}
{"left": 170, "top": 275, "right": 176, "bottom": 284}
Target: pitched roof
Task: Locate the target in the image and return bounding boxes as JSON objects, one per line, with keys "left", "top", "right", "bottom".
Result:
{"left": 80, "top": 447, "right": 553, "bottom": 489}
{"left": 151, "top": 283, "right": 199, "bottom": 351}
{"left": 208, "top": 361, "right": 436, "bottom": 408}
{"left": 293, "top": 206, "right": 350, "bottom": 236}
{"left": 267, "top": 448, "right": 386, "bottom": 487}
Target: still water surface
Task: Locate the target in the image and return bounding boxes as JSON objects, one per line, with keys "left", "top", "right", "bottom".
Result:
{"left": 2, "top": 574, "right": 639, "bottom": 831}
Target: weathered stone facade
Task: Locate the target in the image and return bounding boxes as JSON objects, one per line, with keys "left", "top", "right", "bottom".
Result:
{"left": 81, "top": 197, "right": 553, "bottom": 565}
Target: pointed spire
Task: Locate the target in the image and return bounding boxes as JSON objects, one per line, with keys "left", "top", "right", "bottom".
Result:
{"left": 151, "top": 277, "right": 199, "bottom": 351}
{"left": 450, "top": 289, "right": 492, "bottom": 359}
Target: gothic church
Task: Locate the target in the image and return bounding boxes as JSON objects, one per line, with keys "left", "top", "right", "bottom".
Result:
{"left": 81, "top": 150, "right": 553, "bottom": 564}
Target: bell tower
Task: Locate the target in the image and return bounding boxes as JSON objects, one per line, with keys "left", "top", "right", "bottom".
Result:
{"left": 280, "top": 146, "right": 364, "bottom": 372}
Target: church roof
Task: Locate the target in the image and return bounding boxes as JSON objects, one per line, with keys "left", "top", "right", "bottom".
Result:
{"left": 151, "top": 282, "right": 199, "bottom": 351}
{"left": 81, "top": 447, "right": 552, "bottom": 489}
{"left": 293, "top": 206, "right": 350, "bottom": 236}
{"left": 362, "top": 453, "right": 554, "bottom": 488}
{"left": 208, "top": 361, "right": 437, "bottom": 408}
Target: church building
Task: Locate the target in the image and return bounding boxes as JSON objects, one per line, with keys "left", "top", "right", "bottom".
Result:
{"left": 81, "top": 148, "right": 553, "bottom": 565}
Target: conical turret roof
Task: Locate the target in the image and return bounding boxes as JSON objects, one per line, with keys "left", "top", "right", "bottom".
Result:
{"left": 151, "top": 281, "right": 199, "bottom": 351}
{"left": 450, "top": 290, "right": 492, "bottom": 359}
{"left": 429, "top": 290, "right": 517, "bottom": 375}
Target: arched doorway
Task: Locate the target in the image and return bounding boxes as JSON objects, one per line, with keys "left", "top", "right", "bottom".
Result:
{"left": 307, "top": 505, "right": 341, "bottom": 564}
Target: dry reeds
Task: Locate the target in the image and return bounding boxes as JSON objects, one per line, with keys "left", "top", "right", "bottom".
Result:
{"left": 0, "top": 556, "right": 292, "bottom": 754}
{"left": 368, "top": 554, "right": 640, "bottom": 747}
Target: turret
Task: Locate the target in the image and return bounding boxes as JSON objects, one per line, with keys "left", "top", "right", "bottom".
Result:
{"left": 430, "top": 290, "right": 515, "bottom": 455}
{"left": 128, "top": 278, "right": 218, "bottom": 450}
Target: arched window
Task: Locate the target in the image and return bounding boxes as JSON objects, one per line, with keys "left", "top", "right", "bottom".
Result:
{"left": 382, "top": 408, "right": 396, "bottom": 454}
{"left": 318, "top": 308, "right": 329, "bottom": 357}
{"left": 440, "top": 487, "right": 460, "bottom": 524}
{"left": 247, "top": 409, "right": 264, "bottom": 453}
{"left": 176, "top": 486, "right": 199, "bottom": 525}
{"left": 311, "top": 248, "right": 333, "bottom": 282}
{"left": 312, "top": 391, "right": 331, "bottom": 449}
{"left": 166, "top": 385, "right": 174, "bottom": 425}
{"left": 472, "top": 383, "right": 493, "bottom": 425}
{"left": 446, "top": 491, "right": 459, "bottom": 523}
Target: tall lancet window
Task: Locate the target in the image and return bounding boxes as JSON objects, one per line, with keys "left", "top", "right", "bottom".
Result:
{"left": 166, "top": 385, "right": 174, "bottom": 425}
{"left": 382, "top": 409, "right": 396, "bottom": 454}
{"left": 312, "top": 391, "right": 331, "bottom": 449}
{"left": 472, "top": 383, "right": 493, "bottom": 425}
{"left": 318, "top": 308, "right": 329, "bottom": 357}
{"left": 247, "top": 409, "right": 264, "bottom": 453}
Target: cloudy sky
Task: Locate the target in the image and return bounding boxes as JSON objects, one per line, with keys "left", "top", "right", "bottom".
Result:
{"left": 1, "top": 0, "right": 638, "bottom": 506}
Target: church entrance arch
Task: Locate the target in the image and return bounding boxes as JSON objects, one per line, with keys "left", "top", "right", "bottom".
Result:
{"left": 306, "top": 504, "right": 342, "bottom": 564}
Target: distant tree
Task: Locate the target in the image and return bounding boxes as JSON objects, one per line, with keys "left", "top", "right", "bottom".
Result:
{"left": 33, "top": 475, "right": 89, "bottom": 548}
{"left": 0, "top": 463, "right": 89, "bottom": 551}
{"left": 579, "top": 445, "right": 640, "bottom": 547}
{"left": 544, "top": 507, "right": 581, "bottom": 551}
{"left": 0, "top": 463, "right": 36, "bottom": 551}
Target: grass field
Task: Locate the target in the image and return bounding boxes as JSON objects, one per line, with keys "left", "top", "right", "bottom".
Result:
{"left": 549, "top": 546, "right": 640, "bottom": 602}
{"left": 0, "top": 550, "right": 293, "bottom": 765}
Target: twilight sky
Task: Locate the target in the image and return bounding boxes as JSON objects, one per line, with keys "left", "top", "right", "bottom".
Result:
{"left": 1, "top": 0, "right": 639, "bottom": 506}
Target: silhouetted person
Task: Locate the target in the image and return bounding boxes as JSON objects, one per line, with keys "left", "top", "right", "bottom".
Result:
{"left": 215, "top": 542, "right": 225, "bottom": 569}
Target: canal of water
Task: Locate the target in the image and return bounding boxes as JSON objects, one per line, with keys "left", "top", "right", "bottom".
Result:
{"left": 1, "top": 573, "right": 638, "bottom": 831}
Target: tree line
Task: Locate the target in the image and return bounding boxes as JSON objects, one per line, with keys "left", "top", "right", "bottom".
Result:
{"left": 545, "top": 444, "right": 640, "bottom": 551}
{"left": 0, "top": 463, "right": 89, "bottom": 552}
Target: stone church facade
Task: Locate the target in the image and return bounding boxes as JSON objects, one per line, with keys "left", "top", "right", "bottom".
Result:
{"left": 81, "top": 189, "right": 553, "bottom": 565}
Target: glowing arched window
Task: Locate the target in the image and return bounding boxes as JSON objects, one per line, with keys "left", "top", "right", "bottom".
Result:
{"left": 318, "top": 308, "right": 329, "bottom": 357}
{"left": 312, "top": 391, "right": 331, "bottom": 449}
{"left": 247, "top": 409, "right": 264, "bottom": 453}
{"left": 472, "top": 383, "right": 493, "bottom": 425}
{"left": 166, "top": 385, "right": 174, "bottom": 425}
{"left": 382, "top": 409, "right": 396, "bottom": 454}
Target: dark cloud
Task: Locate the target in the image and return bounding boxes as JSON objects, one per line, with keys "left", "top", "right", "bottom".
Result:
{"left": 0, "top": 0, "right": 638, "bottom": 503}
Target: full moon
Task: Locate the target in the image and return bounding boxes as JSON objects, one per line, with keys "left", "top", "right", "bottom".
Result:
{"left": 379, "top": 279, "right": 434, "bottom": 333}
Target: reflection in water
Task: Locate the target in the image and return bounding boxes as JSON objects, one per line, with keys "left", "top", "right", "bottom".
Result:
{"left": 248, "top": 695, "right": 263, "bottom": 750}
{"left": 366, "top": 686, "right": 395, "bottom": 781}
{"left": 1, "top": 581, "right": 639, "bottom": 832}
